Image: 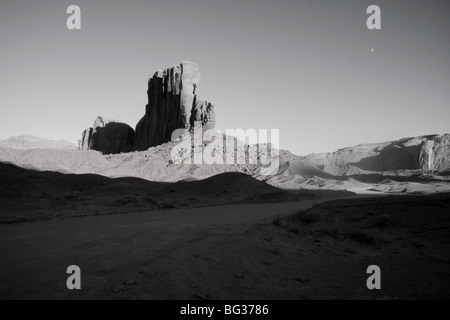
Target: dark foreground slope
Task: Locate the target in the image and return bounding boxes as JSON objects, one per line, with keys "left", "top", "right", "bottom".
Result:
{"left": 0, "top": 162, "right": 313, "bottom": 223}
{"left": 0, "top": 192, "right": 449, "bottom": 299}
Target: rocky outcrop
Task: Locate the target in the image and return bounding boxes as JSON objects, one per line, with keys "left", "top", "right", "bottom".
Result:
{"left": 79, "top": 128, "right": 93, "bottom": 150}
{"left": 134, "top": 61, "right": 215, "bottom": 150}
{"left": 303, "top": 134, "right": 450, "bottom": 175}
{"left": 79, "top": 62, "right": 216, "bottom": 154}
{"left": 190, "top": 98, "right": 216, "bottom": 130}
{"left": 79, "top": 117, "right": 134, "bottom": 154}
{"left": 419, "top": 134, "right": 450, "bottom": 172}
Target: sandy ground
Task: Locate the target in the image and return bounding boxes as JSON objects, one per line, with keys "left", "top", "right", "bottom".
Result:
{"left": 1, "top": 162, "right": 329, "bottom": 224}
{"left": 1, "top": 193, "right": 448, "bottom": 300}
{"left": 0, "top": 199, "right": 324, "bottom": 299}
{"left": 3, "top": 145, "right": 449, "bottom": 195}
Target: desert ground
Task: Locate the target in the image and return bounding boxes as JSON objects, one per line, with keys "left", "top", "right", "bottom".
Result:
{"left": 1, "top": 0, "right": 449, "bottom": 302}
{"left": 1, "top": 163, "right": 449, "bottom": 299}
{"left": 0, "top": 134, "right": 449, "bottom": 300}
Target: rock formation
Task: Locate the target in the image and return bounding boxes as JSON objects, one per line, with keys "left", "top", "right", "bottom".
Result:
{"left": 79, "top": 62, "right": 216, "bottom": 154}
{"left": 134, "top": 61, "right": 215, "bottom": 150}
{"left": 190, "top": 98, "right": 216, "bottom": 130}
{"left": 79, "top": 116, "right": 134, "bottom": 154}
{"left": 302, "top": 134, "right": 450, "bottom": 175}
{"left": 79, "top": 128, "right": 93, "bottom": 150}
{"left": 419, "top": 134, "right": 450, "bottom": 172}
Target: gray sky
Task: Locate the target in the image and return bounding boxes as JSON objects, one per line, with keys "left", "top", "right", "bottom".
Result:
{"left": 1, "top": 0, "right": 449, "bottom": 155}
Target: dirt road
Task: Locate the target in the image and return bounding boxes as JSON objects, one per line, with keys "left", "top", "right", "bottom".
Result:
{"left": 3, "top": 193, "right": 446, "bottom": 300}
{"left": 0, "top": 199, "right": 325, "bottom": 299}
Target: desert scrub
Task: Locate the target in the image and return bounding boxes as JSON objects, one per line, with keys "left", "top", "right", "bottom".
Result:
{"left": 273, "top": 215, "right": 285, "bottom": 228}
{"left": 318, "top": 216, "right": 346, "bottom": 240}
{"left": 296, "top": 210, "right": 321, "bottom": 224}
{"left": 372, "top": 214, "right": 392, "bottom": 228}
{"left": 348, "top": 231, "right": 375, "bottom": 245}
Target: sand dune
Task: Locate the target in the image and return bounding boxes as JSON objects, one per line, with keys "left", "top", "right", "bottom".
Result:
{"left": 0, "top": 162, "right": 314, "bottom": 224}
{"left": 0, "top": 133, "right": 449, "bottom": 196}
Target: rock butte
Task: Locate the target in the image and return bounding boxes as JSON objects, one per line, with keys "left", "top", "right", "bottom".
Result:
{"left": 79, "top": 61, "right": 215, "bottom": 154}
{"left": 79, "top": 116, "right": 134, "bottom": 155}
{"left": 76, "top": 62, "right": 450, "bottom": 177}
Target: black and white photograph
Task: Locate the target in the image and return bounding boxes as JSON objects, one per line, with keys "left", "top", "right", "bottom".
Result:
{"left": 0, "top": 0, "right": 449, "bottom": 305}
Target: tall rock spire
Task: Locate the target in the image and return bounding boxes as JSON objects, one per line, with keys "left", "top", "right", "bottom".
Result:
{"left": 134, "top": 61, "right": 215, "bottom": 151}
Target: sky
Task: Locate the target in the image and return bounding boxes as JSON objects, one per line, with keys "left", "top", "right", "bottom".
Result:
{"left": 0, "top": 0, "right": 449, "bottom": 155}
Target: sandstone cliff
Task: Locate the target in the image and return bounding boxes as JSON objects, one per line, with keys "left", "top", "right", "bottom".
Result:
{"left": 134, "top": 61, "right": 215, "bottom": 150}
{"left": 302, "top": 134, "right": 450, "bottom": 175}
{"left": 79, "top": 62, "right": 215, "bottom": 154}
{"left": 419, "top": 134, "right": 450, "bottom": 172}
{"left": 79, "top": 128, "right": 93, "bottom": 150}
{"left": 79, "top": 116, "right": 134, "bottom": 154}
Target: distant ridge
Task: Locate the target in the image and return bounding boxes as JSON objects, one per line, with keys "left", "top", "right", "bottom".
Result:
{"left": 0, "top": 134, "right": 77, "bottom": 150}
